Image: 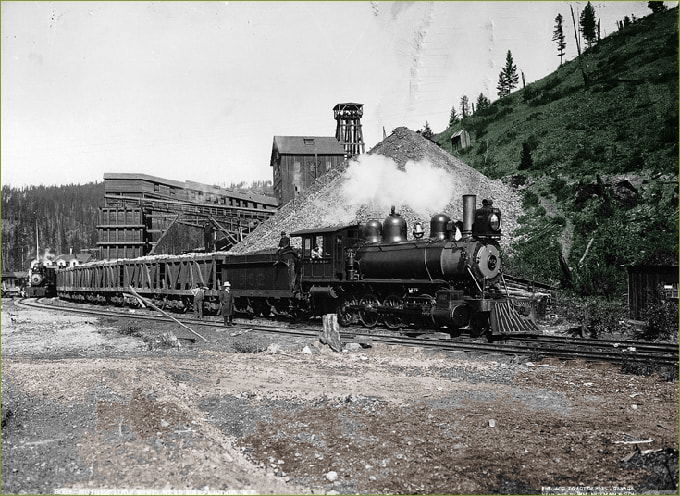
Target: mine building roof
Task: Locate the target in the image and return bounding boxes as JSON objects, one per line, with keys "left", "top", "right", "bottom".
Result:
{"left": 272, "top": 136, "right": 346, "bottom": 157}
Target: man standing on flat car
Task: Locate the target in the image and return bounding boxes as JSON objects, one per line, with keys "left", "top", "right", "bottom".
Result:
{"left": 219, "top": 281, "right": 235, "bottom": 327}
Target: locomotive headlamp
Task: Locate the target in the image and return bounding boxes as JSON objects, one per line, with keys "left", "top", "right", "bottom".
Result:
{"left": 473, "top": 199, "right": 502, "bottom": 238}
{"left": 489, "top": 213, "right": 501, "bottom": 231}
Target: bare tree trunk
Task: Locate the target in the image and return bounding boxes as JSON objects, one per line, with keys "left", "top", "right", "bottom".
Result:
{"left": 578, "top": 238, "right": 595, "bottom": 267}
{"left": 570, "top": 5, "right": 589, "bottom": 88}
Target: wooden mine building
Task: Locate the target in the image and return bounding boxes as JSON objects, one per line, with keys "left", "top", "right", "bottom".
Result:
{"left": 627, "top": 264, "right": 678, "bottom": 320}
{"left": 97, "top": 173, "right": 277, "bottom": 259}
{"left": 271, "top": 103, "right": 366, "bottom": 206}
{"left": 270, "top": 136, "right": 347, "bottom": 205}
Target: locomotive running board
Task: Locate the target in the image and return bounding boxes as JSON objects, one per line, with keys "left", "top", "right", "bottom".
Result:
{"left": 491, "top": 300, "right": 540, "bottom": 334}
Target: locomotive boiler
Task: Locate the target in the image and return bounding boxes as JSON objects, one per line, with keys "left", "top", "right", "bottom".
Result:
{"left": 353, "top": 196, "right": 502, "bottom": 282}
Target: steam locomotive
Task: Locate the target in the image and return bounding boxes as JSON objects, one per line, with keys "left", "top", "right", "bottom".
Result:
{"left": 26, "top": 262, "right": 57, "bottom": 298}
{"left": 57, "top": 195, "right": 536, "bottom": 336}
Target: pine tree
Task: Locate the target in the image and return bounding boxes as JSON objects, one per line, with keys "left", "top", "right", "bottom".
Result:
{"left": 459, "top": 95, "right": 470, "bottom": 118}
{"left": 518, "top": 142, "right": 533, "bottom": 170}
{"left": 552, "top": 13, "right": 567, "bottom": 65}
{"left": 579, "top": 1, "right": 597, "bottom": 49}
{"left": 648, "top": 1, "right": 667, "bottom": 14}
{"left": 496, "top": 50, "right": 519, "bottom": 98}
{"left": 421, "top": 121, "right": 434, "bottom": 140}
{"left": 449, "top": 105, "right": 459, "bottom": 127}
{"left": 475, "top": 93, "right": 491, "bottom": 113}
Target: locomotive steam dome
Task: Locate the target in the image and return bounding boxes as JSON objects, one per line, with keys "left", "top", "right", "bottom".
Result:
{"left": 361, "top": 219, "right": 383, "bottom": 243}
{"left": 383, "top": 207, "right": 407, "bottom": 243}
{"left": 429, "top": 214, "right": 451, "bottom": 240}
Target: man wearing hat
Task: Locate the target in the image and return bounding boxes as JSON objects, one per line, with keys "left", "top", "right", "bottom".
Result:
{"left": 191, "top": 283, "right": 205, "bottom": 319}
{"left": 275, "top": 230, "right": 291, "bottom": 265}
{"left": 218, "top": 281, "right": 235, "bottom": 326}
{"left": 278, "top": 230, "right": 291, "bottom": 251}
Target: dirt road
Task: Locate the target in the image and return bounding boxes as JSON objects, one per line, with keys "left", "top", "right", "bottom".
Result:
{"left": 2, "top": 299, "right": 677, "bottom": 494}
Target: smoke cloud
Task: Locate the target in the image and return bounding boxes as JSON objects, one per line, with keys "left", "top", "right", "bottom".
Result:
{"left": 340, "top": 154, "right": 454, "bottom": 216}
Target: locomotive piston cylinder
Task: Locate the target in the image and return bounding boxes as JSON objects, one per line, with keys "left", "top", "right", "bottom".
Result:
{"left": 431, "top": 303, "right": 471, "bottom": 328}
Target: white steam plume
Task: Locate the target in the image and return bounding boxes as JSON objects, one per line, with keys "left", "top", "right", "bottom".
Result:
{"left": 340, "top": 154, "right": 454, "bottom": 216}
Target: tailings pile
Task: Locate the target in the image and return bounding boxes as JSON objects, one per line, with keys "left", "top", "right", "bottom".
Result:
{"left": 230, "top": 127, "right": 523, "bottom": 254}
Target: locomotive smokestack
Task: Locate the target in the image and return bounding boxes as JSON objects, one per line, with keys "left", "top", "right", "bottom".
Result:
{"left": 462, "top": 195, "right": 476, "bottom": 236}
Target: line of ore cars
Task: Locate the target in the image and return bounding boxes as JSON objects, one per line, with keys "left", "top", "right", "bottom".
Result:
{"left": 45, "top": 195, "right": 537, "bottom": 337}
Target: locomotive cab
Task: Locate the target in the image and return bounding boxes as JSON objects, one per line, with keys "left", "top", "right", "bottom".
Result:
{"left": 291, "top": 225, "right": 362, "bottom": 281}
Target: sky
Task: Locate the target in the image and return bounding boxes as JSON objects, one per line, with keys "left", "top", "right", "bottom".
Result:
{"left": 1, "top": 1, "right": 669, "bottom": 189}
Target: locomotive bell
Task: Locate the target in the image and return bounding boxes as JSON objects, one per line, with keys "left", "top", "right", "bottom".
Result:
{"left": 383, "top": 206, "right": 407, "bottom": 243}
{"left": 429, "top": 214, "right": 451, "bottom": 240}
{"left": 413, "top": 222, "right": 424, "bottom": 239}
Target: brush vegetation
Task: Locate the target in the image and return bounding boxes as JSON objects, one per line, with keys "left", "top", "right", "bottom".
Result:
{"left": 435, "top": 7, "right": 678, "bottom": 298}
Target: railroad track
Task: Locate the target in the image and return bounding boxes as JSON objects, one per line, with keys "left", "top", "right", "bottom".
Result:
{"left": 18, "top": 298, "right": 679, "bottom": 367}
{"left": 16, "top": 298, "right": 321, "bottom": 342}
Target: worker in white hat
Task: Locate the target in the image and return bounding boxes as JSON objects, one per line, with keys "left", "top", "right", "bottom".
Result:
{"left": 218, "top": 281, "right": 235, "bottom": 326}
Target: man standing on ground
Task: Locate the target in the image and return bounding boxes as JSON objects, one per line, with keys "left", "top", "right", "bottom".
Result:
{"left": 219, "top": 281, "right": 235, "bottom": 326}
{"left": 191, "top": 284, "right": 205, "bottom": 319}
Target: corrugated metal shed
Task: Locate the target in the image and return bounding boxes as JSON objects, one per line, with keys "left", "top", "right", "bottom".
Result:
{"left": 627, "top": 265, "right": 679, "bottom": 319}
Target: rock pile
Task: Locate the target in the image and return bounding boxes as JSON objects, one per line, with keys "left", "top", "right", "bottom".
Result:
{"left": 230, "top": 127, "right": 524, "bottom": 254}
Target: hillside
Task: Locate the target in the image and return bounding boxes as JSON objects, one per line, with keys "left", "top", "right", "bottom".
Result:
{"left": 434, "top": 7, "right": 678, "bottom": 295}
{"left": 1, "top": 183, "right": 104, "bottom": 272}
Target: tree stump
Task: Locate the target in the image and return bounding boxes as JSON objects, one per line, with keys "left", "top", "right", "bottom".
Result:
{"left": 320, "top": 314, "right": 342, "bottom": 352}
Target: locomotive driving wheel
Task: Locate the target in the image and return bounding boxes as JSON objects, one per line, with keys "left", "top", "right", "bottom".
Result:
{"left": 382, "top": 295, "right": 404, "bottom": 330}
{"left": 416, "top": 293, "right": 436, "bottom": 330}
{"left": 336, "top": 295, "right": 359, "bottom": 327}
{"left": 359, "top": 293, "right": 380, "bottom": 328}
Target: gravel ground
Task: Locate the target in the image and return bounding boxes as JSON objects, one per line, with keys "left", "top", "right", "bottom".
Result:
{"left": 1, "top": 298, "right": 678, "bottom": 494}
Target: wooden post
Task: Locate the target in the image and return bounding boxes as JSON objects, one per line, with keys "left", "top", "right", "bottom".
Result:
{"left": 320, "top": 314, "right": 342, "bottom": 352}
